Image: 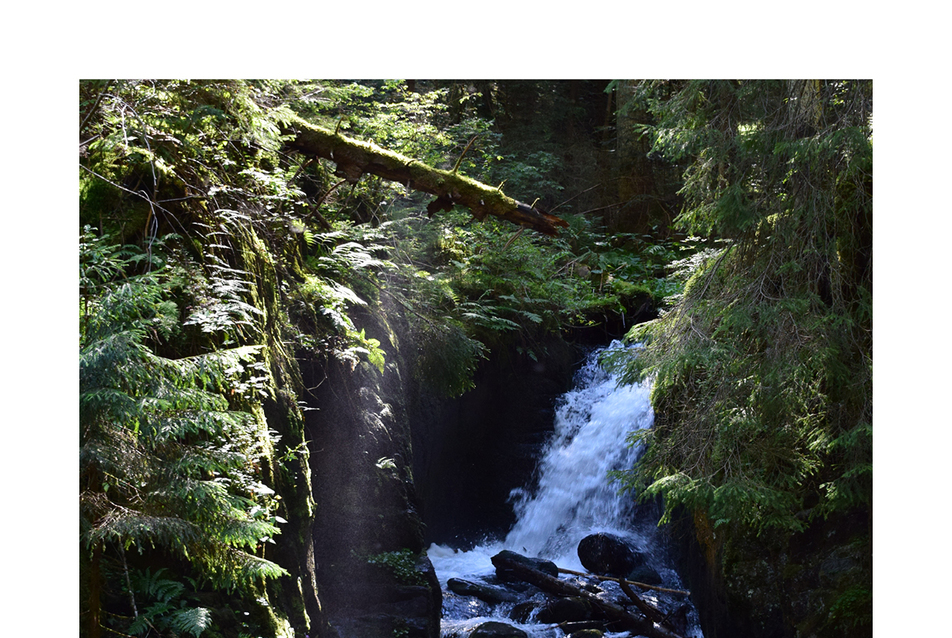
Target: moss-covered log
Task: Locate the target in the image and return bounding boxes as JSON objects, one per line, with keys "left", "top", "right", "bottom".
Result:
{"left": 284, "top": 116, "right": 568, "bottom": 236}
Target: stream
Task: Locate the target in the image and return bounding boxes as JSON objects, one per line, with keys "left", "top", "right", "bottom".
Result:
{"left": 427, "top": 342, "right": 703, "bottom": 638}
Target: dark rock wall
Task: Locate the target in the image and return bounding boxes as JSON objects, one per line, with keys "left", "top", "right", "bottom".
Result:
{"left": 261, "top": 383, "right": 325, "bottom": 635}
{"left": 292, "top": 295, "right": 587, "bottom": 635}
{"left": 408, "top": 339, "right": 580, "bottom": 546}
{"left": 298, "top": 301, "right": 441, "bottom": 638}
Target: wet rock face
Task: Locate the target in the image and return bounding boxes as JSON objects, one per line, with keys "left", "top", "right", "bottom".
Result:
{"left": 491, "top": 550, "right": 560, "bottom": 581}
{"left": 408, "top": 340, "right": 580, "bottom": 546}
{"left": 666, "top": 507, "right": 871, "bottom": 638}
{"left": 299, "top": 347, "right": 440, "bottom": 638}
{"left": 447, "top": 578, "right": 521, "bottom": 605}
{"left": 535, "top": 596, "right": 594, "bottom": 624}
{"left": 508, "top": 601, "right": 537, "bottom": 624}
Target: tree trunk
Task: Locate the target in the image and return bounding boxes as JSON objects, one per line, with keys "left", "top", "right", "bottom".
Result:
{"left": 557, "top": 567, "right": 689, "bottom": 595}
{"left": 284, "top": 116, "right": 568, "bottom": 236}
{"left": 85, "top": 543, "right": 102, "bottom": 638}
{"left": 611, "top": 80, "right": 669, "bottom": 234}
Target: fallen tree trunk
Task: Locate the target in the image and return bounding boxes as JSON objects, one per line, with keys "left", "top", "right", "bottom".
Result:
{"left": 284, "top": 116, "right": 568, "bottom": 236}
{"left": 491, "top": 551, "right": 685, "bottom": 638}
{"left": 618, "top": 574, "right": 667, "bottom": 626}
{"left": 557, "top": 567, "right": 690, "bottom": 596}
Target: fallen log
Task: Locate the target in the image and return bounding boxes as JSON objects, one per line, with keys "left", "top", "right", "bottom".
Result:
{"left": 557, "top": 567, "right": 690, "bottom": 596}
{"left": 491, "top": 551, "right": 685, "bottom": 638}
{"left": 283, "top": 115, "right": 568, "bottom": 236}
{"left": 618, "top": 575, "right": 667, "bottom": 626}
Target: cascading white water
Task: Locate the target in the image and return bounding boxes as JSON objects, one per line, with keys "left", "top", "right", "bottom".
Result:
{"left": 429, "top": 342, "right": 700, "bottom": 637}
{"left": 503, "top": 345, "right": 652, "bottom": 569}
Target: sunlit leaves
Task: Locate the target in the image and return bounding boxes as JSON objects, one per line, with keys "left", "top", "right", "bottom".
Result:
{"left": 80, "top": 254, "right": 287, "bottom": 592}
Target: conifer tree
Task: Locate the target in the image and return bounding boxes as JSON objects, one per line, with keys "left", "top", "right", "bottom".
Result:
{"left": 610, "top": 80, "right": 872, "bottom": 532}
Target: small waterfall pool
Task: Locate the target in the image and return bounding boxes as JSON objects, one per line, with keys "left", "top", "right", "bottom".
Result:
{"left": 427, "top": 342, "right": 703, "bottom": 638}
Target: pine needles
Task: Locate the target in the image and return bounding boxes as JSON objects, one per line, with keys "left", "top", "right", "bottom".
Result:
{"left": 612, "top": 81, "right": 872, "bottom": 536}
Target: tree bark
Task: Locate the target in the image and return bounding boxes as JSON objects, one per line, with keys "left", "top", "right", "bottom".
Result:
{"left": 491, "top": 551, "right": 685, "bottom": 638}
{"left": 618, "top": 575, "right": 667, "bottom": 626}
{"left": 284, "top": 116, "right": 568, "bottom": 236}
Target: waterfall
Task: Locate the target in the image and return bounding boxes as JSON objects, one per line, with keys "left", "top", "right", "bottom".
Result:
{"left": 503, "top": 345, "right": 651, "bottom": 569}
{"left": 428, "top": 342, "right": 701, "bottom": 637}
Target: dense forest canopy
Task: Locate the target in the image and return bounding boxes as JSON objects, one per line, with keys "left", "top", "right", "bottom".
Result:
{"left": 78, "top": 79, "right": 872, "bottom": 637}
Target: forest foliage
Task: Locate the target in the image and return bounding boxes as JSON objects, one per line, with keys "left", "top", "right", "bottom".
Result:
{"left": 605, "top": 80, "right": 872, "bottom": 537}
{"left": 79, "top": 79, "right": 872, "bottom": 637}
{"left": 78, "top": 79, "right": 683, "bottom": 637}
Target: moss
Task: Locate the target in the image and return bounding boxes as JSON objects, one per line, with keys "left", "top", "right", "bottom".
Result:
{"left": 365, "top": 549, "right": 428, "bottom": 587}
{"left": 609, "top": 277, "right": 652, "bottom": 299}
{"left": 222, "top": 213, "right": 325, "bottom": 635}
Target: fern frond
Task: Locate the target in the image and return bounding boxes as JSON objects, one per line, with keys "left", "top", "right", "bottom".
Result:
{"left": 168, "top": 606, "right": 212, "bottom": 637}
{"left": 131, "top": 568, "right": 184, "bottom": 603}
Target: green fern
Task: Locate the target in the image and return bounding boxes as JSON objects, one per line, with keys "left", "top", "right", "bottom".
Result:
{"left": 124, "top": 568, "right": 212, "bottom": 637}
{"left": 168, "top": 606, "right": 213, "bottom": 636}
{"left": 184, "top": 216, "right": 266, "bottom": 341}
{"left": 411, "top": 319, "right": 486, "bottom": 397}
{"left": 130, "top": 568, "right": 184, "bottom": 604}
{"left": 81, "top": 257, "right": 288, "bottom": 593}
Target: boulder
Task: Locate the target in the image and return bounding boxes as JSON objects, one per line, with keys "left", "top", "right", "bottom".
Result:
{"left": 560, "top": 621, "right": 606, "bottom": 635}
{"left": 469, "top": 620, "right": 528, "bottom": 638}
{"left": 664, "top": 604, "right": 693, "bottom": 637}
{"left": 508, "top": 601, "right": 537, "bottom": 624}
{"left": 577, "top": 533, "right": 645, "bottom": 577}
{"left": 628, "top": 564, "right": 663, "bottom": 586}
